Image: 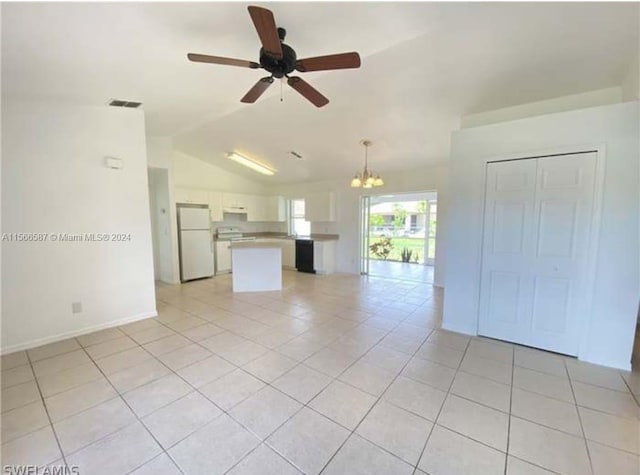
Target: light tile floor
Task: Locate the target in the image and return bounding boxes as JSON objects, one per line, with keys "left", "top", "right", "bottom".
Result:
{"left": 2, "top": 271, "right": 639, "bottom": 474}
{"left": 368, "top": 260, "right": 434, "bottom": 284}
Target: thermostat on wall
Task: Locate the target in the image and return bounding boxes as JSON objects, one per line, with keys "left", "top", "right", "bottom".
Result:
{"left": 105, "top": 157, "right": 124, "bottom": 169}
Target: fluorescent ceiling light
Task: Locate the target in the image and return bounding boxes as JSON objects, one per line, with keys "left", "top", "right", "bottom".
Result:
{"left": 227, "top": 152, "right": 275, "bottom": 176}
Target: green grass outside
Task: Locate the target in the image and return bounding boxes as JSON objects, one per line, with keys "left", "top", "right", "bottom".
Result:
{"left": 368, "top": 237, "right": 435, "bottom": 263}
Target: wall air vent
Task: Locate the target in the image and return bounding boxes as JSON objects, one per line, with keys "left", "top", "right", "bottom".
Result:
{"left": 108, "top": 99, "right": 142, "bottom": 108}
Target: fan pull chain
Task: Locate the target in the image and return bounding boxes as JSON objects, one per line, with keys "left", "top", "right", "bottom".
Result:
{"left": 280, "top": 78, "right": 283, "bottom": 102}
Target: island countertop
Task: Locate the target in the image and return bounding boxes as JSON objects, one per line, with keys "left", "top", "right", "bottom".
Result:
{"left": 215, "top": 233, "right": 339, "bottom": 242}
{"left": 228, "top": 241, "right": 284, "bottom": 250}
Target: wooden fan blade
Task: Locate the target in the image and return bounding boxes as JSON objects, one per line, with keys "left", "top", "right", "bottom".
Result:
{"left": 241, "top": 76, "right": 274, "bottom": 103}
{"left": 287, "top": 77, "right": 329, "bottom": 108}
{"left": 295, "top": 52, "right": 361, "bottom": 72}
{"left": 187, "top": 53, "right": 260, "bottom": 69}
{"left": 247, "top": 6, "right": 283, "bottom": 59}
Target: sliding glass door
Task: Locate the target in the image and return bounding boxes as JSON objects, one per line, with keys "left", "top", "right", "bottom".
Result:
{"left": 424, "top": 201, "right": 437, "bottom": 265}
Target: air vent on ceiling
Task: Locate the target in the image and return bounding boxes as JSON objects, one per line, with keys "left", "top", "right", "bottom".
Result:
{"left": 289, "top": 151, "right": 304, "bottom": 160}
{"left": 108, "top": 99, "right": 142, "bottom": 108}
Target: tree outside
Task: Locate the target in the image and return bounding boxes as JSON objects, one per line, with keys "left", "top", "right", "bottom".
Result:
{"left": 367, "top": 199, "right": 436, "bottom": 264}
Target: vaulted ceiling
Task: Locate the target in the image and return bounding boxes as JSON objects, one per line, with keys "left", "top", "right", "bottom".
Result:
{"left": 2, "top": 2, "right": 638, "bottom": 184}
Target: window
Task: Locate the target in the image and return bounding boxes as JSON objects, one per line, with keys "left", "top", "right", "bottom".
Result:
{"left": 289, "top": 199, "right": 310, "bottom": 236}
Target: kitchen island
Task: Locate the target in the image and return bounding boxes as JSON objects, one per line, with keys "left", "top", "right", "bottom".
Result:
{"left": 229, "top": 241, "right": 282, "bottom": 292}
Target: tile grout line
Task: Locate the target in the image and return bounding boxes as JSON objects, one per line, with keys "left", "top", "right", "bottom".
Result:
{"left": 218, "top": 298, "right": 435, "bottom": 474}
{"left": 222, "top": 318, "right": 406, "bottom": 474}
{"left": 314, "top": 327, "right": 437, "bottom": 474}
{"left": 159, "top": 281, "right": 440, "bottom": 469}
{"left": 564, "top": 356, "right": 595, "bottom": 475}
{"left": 119, "top": 294, "right": 413, "bottom": 473}
{"left": 20, "top": 277, "right": 632, "bottom": 474}
{"left": 504, "top": 342, "right": 516, "bottom": 475}
{"left": 410, "top": 336, "right": 473, "bottom": 475}
{"left": 621, "top": 371, "right": 640, "bottom": 408}
{"left": 76, "top": 343, "right": 189, "bottom": 475}
{"left": 23, "top": 348, "right": 70, "bottom": 469}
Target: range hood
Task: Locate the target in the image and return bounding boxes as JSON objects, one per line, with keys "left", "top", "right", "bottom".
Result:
{"left": 223, "top": 206, "right": 248, "bottom": 214}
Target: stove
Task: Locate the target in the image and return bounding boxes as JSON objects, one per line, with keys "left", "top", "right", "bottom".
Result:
{"left": 216, "top": 226, "right": 255, "bottom": 242}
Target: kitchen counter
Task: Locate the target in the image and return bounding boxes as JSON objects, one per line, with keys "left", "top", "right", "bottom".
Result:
{"left": 230, "top": 242, "right": 282, "bottom": 292}
{"left": 215, "top": 233, "right": 339, "bottom": 242}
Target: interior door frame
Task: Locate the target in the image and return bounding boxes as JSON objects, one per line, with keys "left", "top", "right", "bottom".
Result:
{"left": 476, "top": 143, "right": 607, "bottom": 360}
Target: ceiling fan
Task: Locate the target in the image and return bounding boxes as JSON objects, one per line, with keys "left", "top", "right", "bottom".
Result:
{"left": 187, "top": 5, "right": 361, "bottom": 108}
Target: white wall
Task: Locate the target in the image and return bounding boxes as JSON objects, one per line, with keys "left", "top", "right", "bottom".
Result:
{"left": 1, "top": 101, "right": 157, "bottom": 353}
{"left": 171, "top": 150, "right": 268, "bottom": 194}
{"left": 621, "top": 54, "right": 639, "bottom": 101}
{"left": 268, "top": 165, "right": 449, "bottom": 287}
{"left": 460, "top": 87, "right": 624, "bottom": 128}
{"left": 444, "top": 102, "right": 639, "bottom": 370}
{"left": 146, "top": 136, "right": 173, "bottom": 169}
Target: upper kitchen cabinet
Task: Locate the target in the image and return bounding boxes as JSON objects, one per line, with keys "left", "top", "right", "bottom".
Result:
{"left": 247, "top": 195, "right": 267, "bottom": 222}
{"left": 305, "top": 192, "right": 336, "bottom": 222}
{"left": 266, "top": 196, "right": 286, "bottom": 222}
{"left": 208, "top": 191, "right": 223, "bottom": 221}
{"left": 174, "top": 187, "right": 209, "bottom": 205}
{"left": 222, "top": 192, "right": 250, "bottom": 209}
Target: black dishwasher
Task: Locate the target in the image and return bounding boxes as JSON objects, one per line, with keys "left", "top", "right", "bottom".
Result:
{"left": 295, "top": 239, "right": 316, "bottom": 273}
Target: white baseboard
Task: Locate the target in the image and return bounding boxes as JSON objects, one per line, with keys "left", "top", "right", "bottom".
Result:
{"left": 0, "top": 310, "right": 158, "bottom": 355}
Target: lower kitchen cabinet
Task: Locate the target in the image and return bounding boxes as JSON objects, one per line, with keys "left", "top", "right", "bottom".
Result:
{"left": 215, "top": 241, "right": 232, "bottom": 274}
{"left": 313, "top": 241, "right": 336, "bottom": 274}
{"left": 282, "top": 240, "right": 295, "bottom": 269}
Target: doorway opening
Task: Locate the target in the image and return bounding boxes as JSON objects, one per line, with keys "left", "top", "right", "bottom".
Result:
{"left": 360, "top": 191, "right": 437, "bottom": 283}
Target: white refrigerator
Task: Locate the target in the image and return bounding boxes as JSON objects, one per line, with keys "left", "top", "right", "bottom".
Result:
{"left": 178, "top": 206, "right": 214, "bottom": 282}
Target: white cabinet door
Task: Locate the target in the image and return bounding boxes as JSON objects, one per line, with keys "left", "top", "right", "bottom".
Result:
{"left": 222, "top": 192, "right": 252, "bottom": 211}
{"left": 305, "top": 192, "right": 336, "bottom": 222}
{"left": 282, "top": 240, "right": 295, "bottom": 268}
{"left": 267, "top": 196, "right": 286, "bottom": 222}
{"left": 312, "top": 241, "right": 336, "bottom": 274}
{"left": 222, "top": 193, "right": 246, "bottom": 208}
{"left": 175, "top": 187, "right": 208, "bottom": 205}
{"left": 479, "top": 153, "right": 596, "bottom": 356}
{"left": 208, "top": 192, "right": 223, "bottom": 222}
{"left": 215, "top": 241, "right": 232, "bottom": 274}
{"left": 247, "top": 195, "right": 267, "bottom": 222}
{"left": 313, "top": 242, "right": 324, "bottom": 272}
{"left": 174, "top": 187, "right": 191, "bottom": 204}
{"left": 222, "top": 193, "right": 234, "bottom": 208}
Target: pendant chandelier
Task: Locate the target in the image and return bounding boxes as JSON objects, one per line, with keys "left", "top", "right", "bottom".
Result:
{"left": 350, "top": 139, "right": 383, "bottom": 188}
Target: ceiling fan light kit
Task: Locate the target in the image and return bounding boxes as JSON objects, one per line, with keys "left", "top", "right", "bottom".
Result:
{"left": 351, "top": 140, "right": 383, "bottom": 189}
{"left": 227, "top": 152, "right": 275, "bottom": 176}
{"left": 187, "top": 5, "right": 361, "bottom": 107}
